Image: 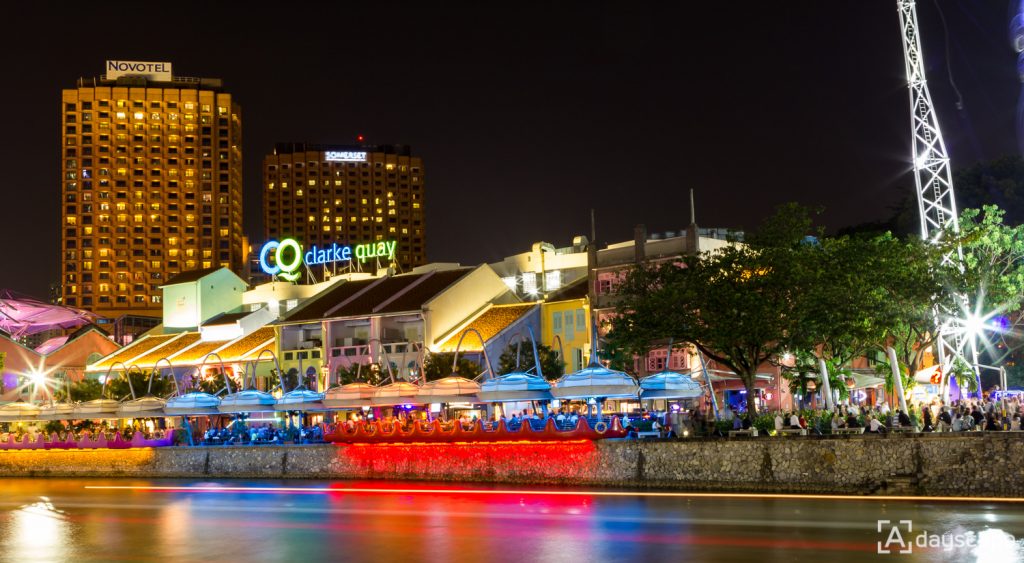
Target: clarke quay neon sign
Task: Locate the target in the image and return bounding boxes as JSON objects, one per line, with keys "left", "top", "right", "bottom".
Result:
{"left": 259, "top": 239, "right": 398, "bottom": 281}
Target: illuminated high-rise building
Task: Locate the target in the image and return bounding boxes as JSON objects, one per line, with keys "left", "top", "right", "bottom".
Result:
{"left": 263, "top": 143, "right": 425, "bottom": 272}
{"left": 60, "top": 61, "right": 243, "bottom": 319}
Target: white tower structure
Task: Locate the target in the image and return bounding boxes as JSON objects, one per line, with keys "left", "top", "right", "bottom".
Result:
{"left": 896, "top": 0, "right": 979, "bottom": 396}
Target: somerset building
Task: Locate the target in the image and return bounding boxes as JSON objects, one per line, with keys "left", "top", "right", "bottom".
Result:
{"left": 263, "top": 143, "right": 425, "bottom": 273}
{"left": 60, "top": 61, "right": 244, "bottom": 320}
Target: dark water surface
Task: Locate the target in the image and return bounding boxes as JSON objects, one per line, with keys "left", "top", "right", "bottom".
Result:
{"left": 0, "top": 478, "right": 1022, "bottom": 562}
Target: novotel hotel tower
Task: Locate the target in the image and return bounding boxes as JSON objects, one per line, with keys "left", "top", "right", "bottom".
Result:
{"left": 263, "top": 143, "right": 425, "bottom": 271}
{"left": 60, "top": 62, "right": 244, "bottom": 318}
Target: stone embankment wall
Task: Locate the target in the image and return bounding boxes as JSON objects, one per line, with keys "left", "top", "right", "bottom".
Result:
{"left": 1, "top": 434, "right": 1020, "bottom": 497}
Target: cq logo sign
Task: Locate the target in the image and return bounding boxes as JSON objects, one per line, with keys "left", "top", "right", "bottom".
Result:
{"left": 259, "top": 238, "right": 303, "bottom": 282}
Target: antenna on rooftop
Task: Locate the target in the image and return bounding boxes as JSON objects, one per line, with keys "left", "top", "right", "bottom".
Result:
{"left": 689, "top": 189, "right": 696, "bottom": 225}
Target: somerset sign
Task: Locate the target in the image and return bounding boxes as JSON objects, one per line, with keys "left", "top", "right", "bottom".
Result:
{"left": 105, "top": 60, "right": 173, "bottom": 81}
{"left": 324, "top": 151, "right": 367, "bottom": 162}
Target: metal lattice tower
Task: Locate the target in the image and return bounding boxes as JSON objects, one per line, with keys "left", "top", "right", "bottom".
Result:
{"left": 897, "top": 0, "right": 979, "bottom": 396}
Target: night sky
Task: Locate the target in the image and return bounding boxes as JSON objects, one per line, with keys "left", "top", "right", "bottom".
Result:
{"left": 0, "top": 1, "right": 1019, "bottom": 299}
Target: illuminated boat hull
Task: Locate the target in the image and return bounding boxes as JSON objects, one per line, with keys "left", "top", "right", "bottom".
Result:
{"left": 324, "top": 416, "right": 627, "bottom": 444}
{"left": 0, "top": 431, "right": 173, "bottom": 450}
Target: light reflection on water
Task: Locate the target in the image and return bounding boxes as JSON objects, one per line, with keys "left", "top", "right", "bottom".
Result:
{"left": 0, "top": 479, "right": 1020, "bottom": 562}
{"left": 2, "top": 497, "right": 71, "bottom": 563}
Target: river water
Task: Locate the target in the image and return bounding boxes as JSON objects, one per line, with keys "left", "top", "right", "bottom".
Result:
{"left": 0, "top": 478, "right": 1021, "bottom": 562}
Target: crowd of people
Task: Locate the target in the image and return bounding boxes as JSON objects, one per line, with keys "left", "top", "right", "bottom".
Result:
{"left": 728, "top": 395, "right": 1024, "bottom": 436}
{"left": 0, "top": 420, "right": 168, "bottom": 443}
{"left": 201, "top": 422, "right": 323, "bottom": 445}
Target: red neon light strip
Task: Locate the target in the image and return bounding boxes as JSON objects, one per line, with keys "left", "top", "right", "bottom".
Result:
{"left": 81, "top": 485, "right": 1024, "bottom": 504}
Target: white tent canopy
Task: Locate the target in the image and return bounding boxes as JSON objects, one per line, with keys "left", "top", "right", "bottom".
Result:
{"left": 552, "top": 364, "right": 638, "bottom": 400}
{"left": 164, "top": 392, "right": 221, "bottom": 415}
{"left": 416, "top": 376, "right": 480, "bottom": 404}
{"left": 479, "top": 372, "right": 553, "bottom": 402}
{"left": 324, "top": 383, "right": 377, "bottom": 409}
{"left": 0, "top": 402, "right": 42, "bottom": 422}
{"left": 218, "top": 389, "right": 277, "bottom": 413}
{"left": 640, "top": 371, "right": 703, "bottom": 400}
{"left": 274, "top": 388, "right": 326, "bottom": 411}
{"left": 117, "top": 396, "right": 167, "bottom": 417}
{"left": 370, "top": 382, "right": 421, "bottom": 406}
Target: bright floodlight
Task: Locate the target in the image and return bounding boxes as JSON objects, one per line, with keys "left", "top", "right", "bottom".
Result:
{"left": 963, "top": 313, "right": 986, "bottom": 340}
{"left": 26, "top": 369, "right": 46, "bottom": 385}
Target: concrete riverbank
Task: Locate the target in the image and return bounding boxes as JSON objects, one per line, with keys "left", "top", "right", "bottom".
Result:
{"left": 1, "top": 433, "right": 1019, "bottom": 497}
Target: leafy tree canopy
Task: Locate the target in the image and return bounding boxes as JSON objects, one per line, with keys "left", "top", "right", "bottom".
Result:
{"left": 496, "top": 341, "right": 564, "bottom": 380}
{"left": 421, "top": 352, "right": 482, "bottom": 382}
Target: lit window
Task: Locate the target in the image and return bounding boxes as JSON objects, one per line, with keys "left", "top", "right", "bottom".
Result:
{"left": 133, "top": 112, "right": 145, "bottom": 120}
{"left": 523, "top": 274, "right": 538, "bottom": 295}
{"left": 295, "top": 189, "right": 303, "bottom": 197}
{"left": 545, "top": 270, "right": 562, "bottom": 291}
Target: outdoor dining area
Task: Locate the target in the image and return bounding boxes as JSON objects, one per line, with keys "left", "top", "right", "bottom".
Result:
{"left": 0, "top": 325, "right": 727, "bottom": 448}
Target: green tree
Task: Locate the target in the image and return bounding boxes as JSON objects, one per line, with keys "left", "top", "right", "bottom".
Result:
{"left": 55, "top": 378, "right": 103, "bottom": 402}
{"left": 106, "top": 368, "right": 175, "bottom": 400}
{"left": 863, "top": 235, "right": 949, "bottom": 391}
{"left": 335, "top": 362, "right": 385, "bottom": 386}
{"left": 610, "top": 204, "right": 815, "bottom": 422}
{"left": 496, "top": 342, "right": 564, "bottom": 380}
{"left": 421, "top": 352, "right": 482, "bottom": 382}
{"left": 783, "top": 351, "right": 850, "bottom": 409}
{"left": 945, "top": 206, "right": 1024, "bottom": 387}
{"left": 597, "top": 331, "right": 638, "bottom": 374}
{"left": 264, "top": 368, "right": 316, "bottom": 392}
{"left": 791, "top": 234, "right": 907, "bottom": 367}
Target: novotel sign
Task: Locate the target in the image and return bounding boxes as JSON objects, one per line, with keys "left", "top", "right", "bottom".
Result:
{"left": 324, "top": 151, "right": 367, "bottom": 162}
{"left": 259, "top": 238, "right": 398, "bottom": 281}
{"left": 106, "top": 60, "right": 173, "bottom": 81}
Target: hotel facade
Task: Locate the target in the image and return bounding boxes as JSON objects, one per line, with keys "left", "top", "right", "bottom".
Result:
{"left": 60, "top": 61, "right": 244, "bottom": 320}
{"left": 263, "top": 143, "right": 425, "bottom": 274}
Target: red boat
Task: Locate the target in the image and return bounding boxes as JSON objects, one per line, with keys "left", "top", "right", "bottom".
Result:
{"left": 324, "top": 416, "right": 627, "bottom": 444}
